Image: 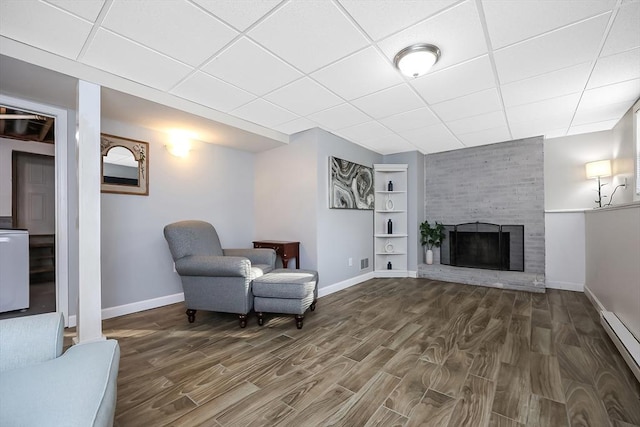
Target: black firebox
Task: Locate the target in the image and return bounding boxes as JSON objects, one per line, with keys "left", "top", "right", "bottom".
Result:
{"left": 440, "top": 222, "right": 524, "bottom": 272}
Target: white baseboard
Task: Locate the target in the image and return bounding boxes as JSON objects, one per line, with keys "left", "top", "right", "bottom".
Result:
{"left": 545, "top": 280, "right": 584, "bottom": 292}
{"left": 318, "top": 272, "right": 375, "bottom": 298}
{"left": 408, "top": 270, "right": 417, "bottom": 278}
{"left": 583, "top": 284, "right": 605, "bottom": 312}
{"left": 67, "top": 292, "right": 185, "bottom": 328}
{"left": 584, "top": 285, "right": 640, "bottom": 383}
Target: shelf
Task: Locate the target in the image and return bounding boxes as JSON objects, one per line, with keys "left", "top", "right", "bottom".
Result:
{"left": 374, "top": 164, "right": 408, "bottom": 278}
{"left": 375, "top": 190, "right": 407, "bottom": 194}
{"left": 375, "top": 252, "right": 407, "bottom": 255}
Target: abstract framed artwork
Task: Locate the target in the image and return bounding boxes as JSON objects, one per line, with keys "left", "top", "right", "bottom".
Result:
{"left": 329, "top": 156, "right": 374, "bottom": 210}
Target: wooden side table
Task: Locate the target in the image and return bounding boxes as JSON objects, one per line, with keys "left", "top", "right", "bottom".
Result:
{"left": 253, "top": 240, "right": 300, "bottom": 269}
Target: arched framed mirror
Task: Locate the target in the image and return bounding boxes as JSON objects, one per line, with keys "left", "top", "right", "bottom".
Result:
{"left": 100, "top": 133, "right": 149, "bottom": 196}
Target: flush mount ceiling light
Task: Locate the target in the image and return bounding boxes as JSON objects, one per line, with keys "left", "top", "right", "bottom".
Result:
{"left": 394, "top": 44, "right": 441, "bottom": 78}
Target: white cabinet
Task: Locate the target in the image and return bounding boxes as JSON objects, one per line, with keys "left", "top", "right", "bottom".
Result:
{"left": 374, "top": 164, "right": 408, "bottom": 277}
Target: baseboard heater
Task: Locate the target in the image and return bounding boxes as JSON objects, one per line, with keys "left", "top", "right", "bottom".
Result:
{"left": 600, "top": 311, "right": 640, "bottom": 383}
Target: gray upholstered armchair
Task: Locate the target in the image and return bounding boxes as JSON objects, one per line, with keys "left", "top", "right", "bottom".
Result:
{"left": 163, "top": 220, "right": 276, "bottom": 327}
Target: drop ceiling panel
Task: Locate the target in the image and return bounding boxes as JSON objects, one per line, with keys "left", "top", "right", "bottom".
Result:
{"left": 0, "top": 1, "right": 93, "bottom": 59}
{"left": 338, "top": 0, "right": 459, "bottom": 41}
{"left": 587, "top": 47, "right": 640, "bottom": 88}
{"left": 265, "top": 78, "right": 343, "bottom": 117}
{"left": 202, "top": 38, "right": 302, "bottom": 96}
{"left": 510, "top": 120, "right": 568, "bottom": 140}
{"left": 308, "top": 103, "right": 371, "bottom": 130}
{"left": 351, "top": 84, "right": 425, "bottom": 119}
{"left": 448, "top": 110, "right": 507, "bottom": 135}
{"left": 171, "top": 71, "right": 256, "bottom": 112}
{"left": 379, "top": 107, "right": 441, "bottom": 133}
{"left": 273, "top": 117, "right": 318, "bottom": 135}
{"left": 231, "top": 98, "right": 299, "bottom": 128}
{"left": 311, "top": 47, "right": 404, "bottom": 101}
{"left": 601, "top": 1, "right": 640, "bottom": 56}
{"left": 494, "top": 14, "right": 610, "bottom": 84}
{"left": 248, "top": 0, "right": 369, "bottom": 73}
{"left": 567, "top": 119, "right": 620, "bottom": 135}
{"left": 573, "top": 99, "right": 636, "bottom": 126}
{"left": 501, "top": 63, "right": 591, "bottom": 107}
{"left": 377, "top": 0, "right": 488, "bottom": 72}
{"left": 82, "top": 29, "right": 193, "bottom": 91}
{"left": 578, "top": 79, "right": 640, "bottom": 111}
{"left": 411, "top": 55, "right": 496, "bottom": 104}
{"left": 102, "top": 0, "right": 237, "bottom": 67}
{"left": 456, "top": 126, "right": 512, "bottom": 147}
{"left": 399, "top": 123, "right": 463, "bottom": 153}
{"left": 359, "top": 134, "right": 417, "bottom": 155}
{"left": 430, "top": 88, "right": 502, "bottom": 122}
{"left": 337, "top": 121, "right": 394, "bottom": 143}
{"left": 482, "top": 0, "right": 616, "bottom": 49}
{"left": 47, "top": 0, "right": 105, "bottom": 21}
{"left": 192, "top": 0, "right": 281, "bottom": 31}
{"left": 506, "top": 93, "right": 581, "bottom": 125}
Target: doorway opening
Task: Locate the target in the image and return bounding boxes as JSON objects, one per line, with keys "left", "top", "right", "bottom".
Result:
{"left": 0, "top": 98, "right": 69, "bottom": 323}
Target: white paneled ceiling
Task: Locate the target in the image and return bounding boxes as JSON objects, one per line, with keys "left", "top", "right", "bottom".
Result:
{"left": 0, "top": 0, "right": 639, "bottom": 155}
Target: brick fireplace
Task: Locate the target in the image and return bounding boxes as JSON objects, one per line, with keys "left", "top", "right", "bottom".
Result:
{"left": 418, "top": 136, "right": 545, "bottom": 293}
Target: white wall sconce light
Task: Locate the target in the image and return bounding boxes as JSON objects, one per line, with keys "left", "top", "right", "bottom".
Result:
{"left": 394, "top": 44, "right": 441, "bottom": 78}
{"left": 585, "top": 159, "right": 627, "bottom": 207}
{"left": 166, "top": 130, "right": 193, "bottom": 158}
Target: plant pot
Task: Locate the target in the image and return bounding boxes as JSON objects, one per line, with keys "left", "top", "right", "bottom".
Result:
{"left": 426, "top": 249, "right": 433, "bottom": 265}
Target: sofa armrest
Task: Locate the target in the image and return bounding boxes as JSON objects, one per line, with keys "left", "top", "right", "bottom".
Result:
{"left": 224, "top": 248, "right": 276, "bottom": 268}
{"left": 175, "top": 255, "right": 251, "bottom": 277}
{"left": 0, "top": 312, "right": 64, "bottom": 372}
{"left": 0, "top": 339, "right": 120, "bottom": 427}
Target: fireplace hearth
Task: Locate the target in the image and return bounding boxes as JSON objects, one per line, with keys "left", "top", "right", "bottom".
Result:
{"left": 440, "top": 222, "right": 524, "bottom": 272}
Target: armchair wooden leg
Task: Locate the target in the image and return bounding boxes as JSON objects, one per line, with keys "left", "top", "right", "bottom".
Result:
{"left": 310, "top": 300, "right": 317, "bottom": 311}
{"left": 186, "top": 309, "right": 197, "bottom": 323}
{"left": 295, "top": 314, "right": 304, "bottom": 329}
{"left": 257, "top": 312, "right": 265, "bottom": 326}
{"left": 238, "top": 314, "right": 248, "bottom": 328}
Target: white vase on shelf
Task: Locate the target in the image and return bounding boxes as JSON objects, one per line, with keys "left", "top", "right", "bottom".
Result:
{"left": 426, "top": 249, "right": 433, "bottom": 265}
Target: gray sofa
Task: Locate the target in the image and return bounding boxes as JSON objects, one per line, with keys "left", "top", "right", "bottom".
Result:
{"left": 0, "top": 312, "right": 120, "bottom": 427}
{"left": 164, "top": 220, "right": 276, "bottom": 327}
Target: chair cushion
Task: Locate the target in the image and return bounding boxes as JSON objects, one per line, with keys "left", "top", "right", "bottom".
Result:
{"left": 252, "top": 269, "right": 317, "bottom": 299}
{"left": 164, "top": 220, "right": 224, "bottom": 258}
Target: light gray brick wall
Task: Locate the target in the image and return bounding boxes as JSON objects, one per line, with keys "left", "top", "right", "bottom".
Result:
{"left": 424, "top": 136, "right": 545, "bottom": 276}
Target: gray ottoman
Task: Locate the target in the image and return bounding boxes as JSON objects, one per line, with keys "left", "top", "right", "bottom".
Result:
{"left": 252, "top": 269, "right": 318, "bottom": 329}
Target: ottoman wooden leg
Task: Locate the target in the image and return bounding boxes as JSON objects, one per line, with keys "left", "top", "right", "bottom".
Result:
{"left": 257, "top": 312, "right": 265, "bottom": 326}
{"left": 310, "top": 300, "right": 317, "bottom": 311}
{"left": 295, "top": 314, "right": 304, "bottom": 329}
{"left": 186, "top": 309, "right": 197, "bottom": 323}
{"left": 238, "top": 314, "right": 248, "bottom": 328}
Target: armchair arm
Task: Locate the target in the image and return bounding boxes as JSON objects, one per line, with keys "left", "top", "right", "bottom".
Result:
{"left": 224, "top": 248, "right": 276, "bottom": 268}
{"left": 175, "top": 255, "right": 251, "bottom": 277}
{"left": 0, "top": 312, "right": 64, "bottom": 372}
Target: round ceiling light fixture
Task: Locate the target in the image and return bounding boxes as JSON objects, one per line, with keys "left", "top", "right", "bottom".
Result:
{"left": 393, "top": 44, "right": 441, "bottom": 78}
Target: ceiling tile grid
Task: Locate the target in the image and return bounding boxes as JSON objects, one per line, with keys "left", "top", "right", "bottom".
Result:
{"left": 1, "top": 0, "right": 639, "bottom": 154}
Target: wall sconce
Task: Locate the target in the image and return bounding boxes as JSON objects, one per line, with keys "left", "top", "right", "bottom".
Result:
{"left": 166, "top": 130, "right": 192, "bottom": 158}
{"left": 585, "top": 159, "right": 627, "bottom": 207}
{"left": 585, "top": 160, "right": 611, "bottom": 207}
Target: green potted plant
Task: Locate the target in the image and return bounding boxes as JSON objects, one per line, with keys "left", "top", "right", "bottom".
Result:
{"left": 420, "top": 220, "right": 445, "bottom": 265}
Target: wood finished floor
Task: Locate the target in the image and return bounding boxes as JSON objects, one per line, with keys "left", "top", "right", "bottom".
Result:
{"left": 78, "top": 278, "right": 640, "bottom": 426}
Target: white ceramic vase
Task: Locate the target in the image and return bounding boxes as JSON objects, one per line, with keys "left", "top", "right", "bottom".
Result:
{"left": 426, "top": 249, "right": 433, "bottom": 265}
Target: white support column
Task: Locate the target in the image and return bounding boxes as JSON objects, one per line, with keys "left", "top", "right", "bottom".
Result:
{"left": 75, "top": 80, "right": 104, "bottom": 344}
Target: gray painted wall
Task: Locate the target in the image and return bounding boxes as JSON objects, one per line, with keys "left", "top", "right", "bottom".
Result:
{"left": 425, "top": 137, "right": 545, "bottom": 275}
{"left": 99, "top": 118, "right": 256, "bottom": 309}
{"left": 315, "top": 129, "right": 382, "bottom": 287}
{"left": 255, "top": 128, "right": 382, "bottom": 289}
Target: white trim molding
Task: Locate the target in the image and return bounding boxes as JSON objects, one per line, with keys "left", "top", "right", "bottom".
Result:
{"left": 67, "top": 292, "right": 185, "bottom": 328}
{"left": 318, "top": 272, "right": 375, "bottom": 298}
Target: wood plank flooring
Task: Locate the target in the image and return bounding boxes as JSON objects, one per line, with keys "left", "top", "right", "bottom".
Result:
{"left": 70, "top": 278, "right": 640, "bottom": 426}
